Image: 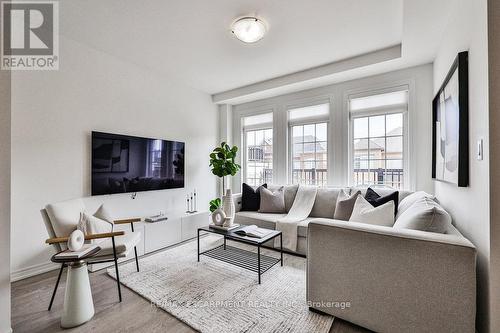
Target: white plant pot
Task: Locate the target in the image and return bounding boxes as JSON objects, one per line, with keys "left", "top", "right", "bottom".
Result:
{"left": 222, "top": 189, "right": 235, "bottom": 227}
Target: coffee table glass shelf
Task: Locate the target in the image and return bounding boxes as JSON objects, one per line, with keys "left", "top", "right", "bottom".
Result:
{"left": 197, "top": 225, "right": 283, "bottom": 284}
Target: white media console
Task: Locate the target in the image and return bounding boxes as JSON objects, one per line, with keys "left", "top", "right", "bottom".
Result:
{"left": 89, "top": 210, "right": 210, "bottom": 271}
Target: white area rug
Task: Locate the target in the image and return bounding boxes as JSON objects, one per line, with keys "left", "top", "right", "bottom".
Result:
{"left": 107, "top": 235, "right": 334, "bottom": 333}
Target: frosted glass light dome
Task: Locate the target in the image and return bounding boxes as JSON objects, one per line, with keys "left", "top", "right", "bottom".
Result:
{"left": 231, "top": 17, "right": 267, "bottom": 43}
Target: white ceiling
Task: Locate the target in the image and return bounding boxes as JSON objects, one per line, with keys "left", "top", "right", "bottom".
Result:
{"left": 61, "top": 0, "right": 452, "bottom": 101}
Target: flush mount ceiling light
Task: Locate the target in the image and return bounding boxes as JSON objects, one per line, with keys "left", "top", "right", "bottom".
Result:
{"left": 231, "top": 17, "right": 267, "bottom": 43}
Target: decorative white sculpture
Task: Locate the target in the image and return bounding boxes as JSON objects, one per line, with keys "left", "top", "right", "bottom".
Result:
{"left": 222, "top": 189, "right": 235, "bottom": 227}
{"left": 211, "top": 208, "right": 226, "bottom": 226}
{"left": 67, "top": 229, "right": 85, "bottom": 251}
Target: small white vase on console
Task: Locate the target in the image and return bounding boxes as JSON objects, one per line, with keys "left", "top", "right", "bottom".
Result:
{"left": 222, "top": 189, "right": 235, "bottom": 227}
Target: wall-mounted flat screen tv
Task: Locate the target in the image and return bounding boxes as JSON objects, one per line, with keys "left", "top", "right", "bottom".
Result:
{"left": 91, "top": 131, "right": 185, "bottom": 195}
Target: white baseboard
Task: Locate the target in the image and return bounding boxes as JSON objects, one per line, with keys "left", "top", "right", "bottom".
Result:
{"left": 11, "top": 261, "right": 59, "bottom": 282}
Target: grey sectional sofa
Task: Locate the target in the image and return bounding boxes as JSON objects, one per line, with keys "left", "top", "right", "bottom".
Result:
{"left": 233, "top": 185, "right": 414, "bottom": 256}
{"left": 232, "top": 185, "right": 477, "bottom": 332}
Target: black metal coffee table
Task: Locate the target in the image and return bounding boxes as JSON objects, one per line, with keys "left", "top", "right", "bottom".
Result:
{"left": 197, "top": 225, "right": 283, "bottom": 284}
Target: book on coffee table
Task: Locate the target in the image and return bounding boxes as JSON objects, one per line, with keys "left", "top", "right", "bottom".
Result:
{"left": 234, "top": 225, "right": 273, "bottom": 239}
{"left": 209, "top": 223, "right": 240, "bottom": 231}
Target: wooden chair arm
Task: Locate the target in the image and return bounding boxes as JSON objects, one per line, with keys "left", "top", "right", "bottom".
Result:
{"left": 113, "top": 218, "right": 141, "bottom": 225}
{"left": 45, "top": 231, "right": 125, "bottom": 245}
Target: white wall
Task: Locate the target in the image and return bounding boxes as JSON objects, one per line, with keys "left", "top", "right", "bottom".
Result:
{"left": 432, "top": 0, "right": 489, "bottom": 331}
{"left": 10, "top": 36, "right": 218, "bottom": 279}
{"left": 0, "top": 66, "right": 11, "bottom": 332}
{"left": 227, "top": 64, "right": 434, "bottom": 193}
{"left": 488, "top": 0, "right": 500, "bottom": 331}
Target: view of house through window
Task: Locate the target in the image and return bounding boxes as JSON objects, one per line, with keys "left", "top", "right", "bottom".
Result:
{"left": 289, "top": 103, "right": 329, "bottom": 186}
{"left": 291, "top": 123, "right": 328, "bottom": 186}
{"left": 243, "top": 113, "right": 273, "bottom": 186}
{"left": 350, "top": 90, "right": 407, "bottom": 189}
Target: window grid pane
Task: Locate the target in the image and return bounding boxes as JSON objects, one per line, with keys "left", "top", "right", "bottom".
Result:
{"left": 245, "top": 128, "right": 273, "bottom": 185}
{"left": 291, "top": 122, "right": 328, "bottom": 186}
{"left": 352, "top": 112, "right": 404, "bottom": 189}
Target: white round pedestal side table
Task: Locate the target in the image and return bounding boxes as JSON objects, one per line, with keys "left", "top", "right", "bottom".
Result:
{"left": 51, "top": 246, "right": 101, "bottom": 328}
{"left": 61, "top": 261, "right": 95, "bottom": 328}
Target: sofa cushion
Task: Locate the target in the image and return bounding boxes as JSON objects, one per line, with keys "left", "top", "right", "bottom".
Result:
{"left": 259, "top": 186, "right": 286, "bottom": 213}
{"left": 310, "top": 188, "right": 340, "bottom": 218}
{"left": 45, "top": 198, "right": 86, "bottom": 238}
{"left": 268, "top": 184, "right": 299, "bottom": 212}
{"left": 393, "top": 197, "right": 451, "bottom": 234}
{"left": 365, "top": 187, "right": 399, "bottom": 216}
{"left": 351, "top": 187, "right": 412, "bottom": 205}
{"left": 235, "top": 211, "right": 286, "bottom": 230}
{"left": 333, "top": 190, "right": 361, "bottom": 221}
{"left": 396, "top": 191, "right": 435, "bottom": 219}
{"left": 241, "top": 183, "right": 267, "bottom": 211}
{"left": 349, "top": 196, "right": 395, "bottom": 227}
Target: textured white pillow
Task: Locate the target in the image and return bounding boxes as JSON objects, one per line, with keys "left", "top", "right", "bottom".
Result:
{"left": 77, "top": 208, "right": 113, "bottom": 243}
{"left": 93, "top": 204, "right": 114, "bottom": 223}
{"left": 394, "top": 197, "right": 451, "bottom": 234}
{"left": 396, "top": 191, "right": 435, "bottom": 219}
{"left": 349, "top": 196, "right": 395, "bottom": 227}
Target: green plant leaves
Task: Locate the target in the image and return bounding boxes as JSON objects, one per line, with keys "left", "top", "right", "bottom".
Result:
{"left": 209, "top": 197, "right": 222, "bottom": 213}
{"left": 209, "top": 142, "right": 241, "bottom": 178}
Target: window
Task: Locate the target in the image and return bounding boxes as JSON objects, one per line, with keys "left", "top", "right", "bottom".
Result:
{"left": 243, "top": 113, "right": 273, "bottom": 186}
{"left": 147, "top": 139, "right": 164, "bottom": 178}
{"left": 350, "top": 90, "right": 407, "bottom": 189}
{"left": 289, "top": 103, "right": 329, "bottom": 186}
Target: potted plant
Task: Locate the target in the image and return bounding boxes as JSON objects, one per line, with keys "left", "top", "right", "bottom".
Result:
{"left": 209, "top": 198, "right": 221, "bottom": 213}
{"left": 209, "top": 142, "right": 241, "bottom": 226}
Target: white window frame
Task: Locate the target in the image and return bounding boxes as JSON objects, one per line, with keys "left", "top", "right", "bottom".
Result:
{"left": 286, "top": 100, "right": 330, "bottom": 186}
{"left": 242, "top": 113, "right": 273, "bottom": 186}
{"left": 348, "top": 87, "right": 410, "bottom": 189}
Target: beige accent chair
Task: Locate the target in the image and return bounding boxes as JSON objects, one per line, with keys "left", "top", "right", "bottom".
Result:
{"left": 41, "top": 198, "right": 141, "bottom": 310}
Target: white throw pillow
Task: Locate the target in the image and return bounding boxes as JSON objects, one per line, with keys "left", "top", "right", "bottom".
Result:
{"left": 77, "top": 206, "right": 113, "bottom": 243}
{"left": 396, "top": 191, "right": 435, "bottom": 219}
{"left": 394, "top": 197, "right": 451, "bottom": 234}
{"left": 349, "top": 196, "right": 395, "bottom": 227}
{"left": 93, "top": 204, "right": 114, "bottom": 223}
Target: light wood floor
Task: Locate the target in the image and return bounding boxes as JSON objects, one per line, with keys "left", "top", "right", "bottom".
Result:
{"left": 12, "top": 263, "right": 372, "bottom": 333}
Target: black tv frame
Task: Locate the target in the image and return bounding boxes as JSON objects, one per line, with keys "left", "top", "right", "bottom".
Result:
{"left": 91, "top": 131, "right": 185, "bottom": 195}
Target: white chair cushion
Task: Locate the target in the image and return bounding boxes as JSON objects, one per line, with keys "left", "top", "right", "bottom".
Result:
{"left": 95, "top": 231, "right": 141, "bottom": 257}
{"left": 45, "top": 199, "right": 85, "bottom": 238}
{"left": 349, "top": 196, "right": 395, "bottom": 227}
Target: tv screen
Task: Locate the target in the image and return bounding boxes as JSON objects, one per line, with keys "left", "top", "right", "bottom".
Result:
{"left": 91, "top": 131, "right": 185, "bottom": 195}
